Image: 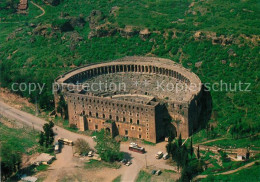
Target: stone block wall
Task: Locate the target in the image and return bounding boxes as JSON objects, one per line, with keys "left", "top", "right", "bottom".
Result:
{"left": 54, "top": 57, "right": 203, "bottom": 143}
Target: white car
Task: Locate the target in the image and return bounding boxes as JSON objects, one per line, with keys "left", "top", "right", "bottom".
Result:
{"left": 130, "top": 142, "right": 137, "bottom": 146}
{"left": 126, "top": 161, "right": 132, "bottom": 166}
{"left": 155, "top": 170, "right": 161, "bottom": 176}
{"left": 88, "top": 151, "right": 94, "bottom": 157}
{"left": 54, "top": 142, "right": 60, "bottom": 154}
{"left": 129, "top": 142, "right": 138, "bottom": 148}
{"left": 163, "top": 153, "right": 169, "bottom": 160}
{"left": 156, "top": 151, "right": 163, "bottom": 159}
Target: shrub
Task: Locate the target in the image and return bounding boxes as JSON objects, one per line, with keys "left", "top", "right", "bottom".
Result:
{"left": 74, "top": 138, "right": 91, "bottom": 155}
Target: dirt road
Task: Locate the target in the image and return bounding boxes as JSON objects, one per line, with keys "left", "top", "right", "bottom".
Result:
{"left": 193, "top": 160, "right": 259, "bottom": 180}
{"left": 0, "top": 100, "right": 176, "bottom": 182}
{"left": 44, "top": 145, "right": 76, "bottom": 182}
{"left": 0, "top": 100, "right": 95, "bottom": 147}
{"left": 30, "top": 1, "right": 45, "bottom": 19}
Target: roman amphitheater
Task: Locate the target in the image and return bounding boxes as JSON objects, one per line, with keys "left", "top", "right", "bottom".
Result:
{"left": 54, "top": 57, "right": 204, "bottom": 143}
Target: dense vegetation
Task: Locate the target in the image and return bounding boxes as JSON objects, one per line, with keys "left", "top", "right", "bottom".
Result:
{"left": 0, "top": 0, "right": 259, "bottom": 141}
{"left": 202, "top": 162, "right": 260, "bottom": 182}
{"left": 1, "top": 144, "right": 22, "bottom": 180}
{"left": 94, "top": 129, "right": 123, "bottom": 162}
{"left": 38, "top": 121, "right": 55, "bottom": 152}
{"left": 0, "top": 122, "right": 39, "bottom": 180}
{"left": 167, "top": 136, "right": 203, "bottom": 181}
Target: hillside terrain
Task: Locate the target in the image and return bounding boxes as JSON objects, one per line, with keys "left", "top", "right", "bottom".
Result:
{"left": 0, "top": 0, "right": 259, "bottom": 148}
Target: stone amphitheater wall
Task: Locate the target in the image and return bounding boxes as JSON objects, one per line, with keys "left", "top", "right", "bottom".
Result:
{"left": 66, "top": 92, "right": 158, "bottom": 142}
{"left": 54, "top": 57, "right": 203, "bottom": 142}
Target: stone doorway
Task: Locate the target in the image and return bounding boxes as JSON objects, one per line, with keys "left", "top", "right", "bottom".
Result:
{"left": 105, "top": 127, "right": 111, "bottom": 133}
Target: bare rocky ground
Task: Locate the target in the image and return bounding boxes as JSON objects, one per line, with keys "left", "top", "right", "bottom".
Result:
{"left": 37, "top": 145, "right": 124, "bottom": 182}
{"left": 0, "top": 88, "right": 35, "bottom": 110}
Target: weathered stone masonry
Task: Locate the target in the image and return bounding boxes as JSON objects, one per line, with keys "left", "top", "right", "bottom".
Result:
{"left": 54, "top": 57, "right": 203, "bottom": 143}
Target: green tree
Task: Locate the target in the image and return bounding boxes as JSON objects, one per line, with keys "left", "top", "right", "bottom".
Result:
{"left": 190, "top": 137, "right": 194, "bottom": 157}
{"left": 39, "top": 131, "right": 45, "bottom": 146}
{"left": 197, "top": 145, "right": 200, "bottom": 159}
{"left": 219, "top": 150, "right": 229, "bottom": 162}
{"left": 39, "top": 121, "right": 55, "bottom": 149}
{"left": 178, "top": 134, "right": 182, "bottom": 147}
{"left": 74, "top": 138, "right": 91, "bottom": 155}
{"left": 1, "top": 144, "right": 22, "bottom": 180}
{"left": 175, "top": 147, "right": 182, "bottom": 170}
{"left": 95, "top": 129, "right": 123, "bottom": 162}
{"left": 180, "top": 145, "right": 189, "bottom": 168}
{"left": 206, "top": 124, "right": 210, "bottom": 139}
{"left": 57, "top": 94, "right": 68, "bottom": 119}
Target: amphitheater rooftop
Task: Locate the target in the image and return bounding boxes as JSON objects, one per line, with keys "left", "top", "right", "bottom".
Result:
{"left": 55, "top": 57, "right": 202, "bottom": 103}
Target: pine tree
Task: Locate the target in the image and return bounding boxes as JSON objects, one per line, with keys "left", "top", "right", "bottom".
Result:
{"left": 49, "top": 121, "right": 54, "bottom": 128}
{"left": 40, "top": 121, "right": 55, "bottom": 148}
{"left": 197, "top": 159, "right": 203, "bottom": 172}
{"left": 57, "top": 95, "right": 68, "bottom": 119}
{"left": 49, "top": 121, "right": 55, "bottom": 146}
{"left": 178, "top": 133, "right": 182, "bottom": 147}
{"left": 190, "top": 137, "right": 193, "bottom": 157}
{"left": 175, "top": 147, "right": 182, "bottom": 170}
{"left": 39, "top": 131, "right": 45, "bottom": 146}
{"left": 166, "top": 140, "right": 172, "bottom": 154}
{"left": 43, "top": 123, "right": 50, "bottom": 148}
{"left": 206, "top": 123, "right": 210, "bottom": 139}
{"left": 210, "top": 125, "right": 214, "bottom": 138}
{"left": 197, "top": 145, "right": 200, "bottom": 159}
{"left": 181, "top": 145, "right": 189, "bottom": 168}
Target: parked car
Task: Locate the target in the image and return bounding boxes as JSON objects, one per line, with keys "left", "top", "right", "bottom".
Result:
{"left": 156, "top": 151, "right": 163, "bottom": 159}
{"left": 120, "top": 159, "right": 127, "bottom": 164}
{"left": 54, "top": 142, "right": 60, "bottom": 154}
{"left": 129, "top": 143, "right": 145, "bottom": 154}
{"left": 88, "top": 151, "right": 94, "bottom": 157}
{"left": 92, "top": 136, "right": 97, "bottom": 139}
{"left": 126, "top": 161, "right": 132, "bottom": 166}
{"left": 130, "top": 142, "right": 137, "bottom": 147}
{"left": 155, "top": 170, "right": 161, "bottom": 176}
{"left": 58, "top": 138, "right": 73, "bottom": 146}
{"left": 163, "top": 153, "right": 169, "bottom": 160}
{"left": 151, "top": 170, "right": 157, "bottom": 175}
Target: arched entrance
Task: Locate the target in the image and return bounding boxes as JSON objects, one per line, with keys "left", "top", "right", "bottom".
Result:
{"left": 105, "top": 127, "right": 111, "bottom": 133}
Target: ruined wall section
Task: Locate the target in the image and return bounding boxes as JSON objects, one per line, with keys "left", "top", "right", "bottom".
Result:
{"left": 67, "top": 92, "right": 158, "bottom": 143}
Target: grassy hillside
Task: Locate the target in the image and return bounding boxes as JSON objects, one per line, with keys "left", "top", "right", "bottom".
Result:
{"left": 202, "top": 163, "right": 260, "bottom": 182}
{"left": 0, "top": 122, "right": 39, "bottom": 154}
{"left": 0, "top": 0, "right": 259, "bottom": 139}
